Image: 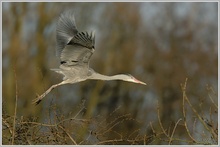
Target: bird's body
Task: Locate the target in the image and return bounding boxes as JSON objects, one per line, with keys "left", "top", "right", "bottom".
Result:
{"left": 52, "top": 64, "right": 92, "bottom": 82}
{"left": 33, "top": 10, "right": 146, "bottom": 105}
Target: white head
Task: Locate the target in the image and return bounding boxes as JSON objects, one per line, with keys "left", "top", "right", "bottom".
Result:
{"left": 122, "top": 74, "right": 146, "bottom": 85}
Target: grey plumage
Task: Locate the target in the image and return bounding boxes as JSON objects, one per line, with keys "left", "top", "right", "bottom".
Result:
{"left": 56, "top": 10, "right": 95, "bottom": 67}
{"left": 33, "top": 10, "right": 146, "bottom": 105}
{"left": 56, "top": 10, "right": 78, "bottom": 56}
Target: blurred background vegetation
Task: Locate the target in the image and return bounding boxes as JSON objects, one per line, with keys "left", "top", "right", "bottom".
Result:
{"left": 2, "top": 2, "right": 218, "bottom": 145}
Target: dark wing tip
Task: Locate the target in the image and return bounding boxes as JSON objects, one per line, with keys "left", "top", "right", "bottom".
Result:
{"left": 68, "top": 31, "right": 95, "bottom": 49}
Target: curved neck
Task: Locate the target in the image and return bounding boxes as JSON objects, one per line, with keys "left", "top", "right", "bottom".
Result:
{"left": 90, "top": 72, "right": 128, "bottom": 81}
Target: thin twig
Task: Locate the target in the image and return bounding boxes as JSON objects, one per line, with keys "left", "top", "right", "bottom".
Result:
{"left": 96, "top": 138, "right": 124, "bottom": 145}
{"left": 169, "top": 118, "right": 182, "bottom": 145}
{"left": 181, "top": 78, "right": 197, "bottom": 143}
{"left": 157, "top": 101, "right": 169, "bottom": 138}
{"left": 128, "top": 129, "right": 140, "bottom": 139}
{"left": 182, "top": 79, "right": 216, "bottom": 139}
{"left": 21, "top": 121, "right": 55, "bottom": 127}
{"left": 97, "top": 114, "right": 130, "bottom": 134}
{"left": 21, "top": 118, "right": 88, "bottom": 127}
{"left": 101, "top": 120, "right": 121, "bottom": 135}
{"left": 158, "top": 137, "right": 195, "bottom": 144}
{"left": 12, "top": 67, "right": 18, "bottom": 145}
{"left": 73, "top": 104, "right": 85, "bottom": 119}
{"left": 206, "top": 85, "right": 218, "bottom": 109}
{"left": 2, "top": 117, "right": 13, "bottom": 135}
{"left": 58, "top": 125, "right": 77, "bottom": 145}
{"left": 149, "top": 122, "right": 156, "bottom": 135}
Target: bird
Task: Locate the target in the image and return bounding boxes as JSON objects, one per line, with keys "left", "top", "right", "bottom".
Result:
{"left": 32, "top": 10, "right": 146, "bottom": 105}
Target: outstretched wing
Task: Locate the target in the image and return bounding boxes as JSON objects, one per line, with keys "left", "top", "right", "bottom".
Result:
{"left": 56, "top": 10, "right": 95, "bottom": 66}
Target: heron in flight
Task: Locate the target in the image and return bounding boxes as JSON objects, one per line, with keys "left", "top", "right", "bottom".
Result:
{"left": 33, "top": 10, "right": 146, "bottom": 105}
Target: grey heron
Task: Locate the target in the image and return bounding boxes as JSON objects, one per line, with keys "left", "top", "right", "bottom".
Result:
{"left": 33, "top": 10, "right": 146, "bottom": 105}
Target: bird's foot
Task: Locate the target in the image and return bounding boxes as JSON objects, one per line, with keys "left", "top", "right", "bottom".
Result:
{"left": 32, "top": 93, "right": 42, "bottom": 105}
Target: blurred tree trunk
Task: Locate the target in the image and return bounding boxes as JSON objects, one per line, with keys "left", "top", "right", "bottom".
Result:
{"left": 4, "top": 3, "right": 27, "bottom": 115}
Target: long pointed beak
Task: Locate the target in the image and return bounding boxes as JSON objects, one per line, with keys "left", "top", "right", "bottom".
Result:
{"left": 139, "top": 81, "right": 147, "bottom": 85}
{"left": 135, "top": 79, "right": 147, "bottom": 85}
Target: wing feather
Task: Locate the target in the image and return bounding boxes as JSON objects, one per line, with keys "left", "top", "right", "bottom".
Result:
{"left": 56, "top": 10, "right": 95, "bottom": 67}
{"left": 56, "top": 10, "right": 78, "bottom": 57}
{"left": 69, "top": 31, "right": 95, "bottom": 49}
{"left": 60, "top": 45, "right": 93, "bottom": 66}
